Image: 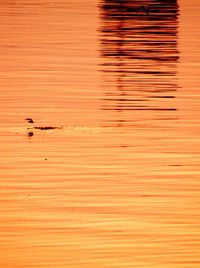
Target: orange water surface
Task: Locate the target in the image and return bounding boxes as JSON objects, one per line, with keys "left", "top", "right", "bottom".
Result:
{"left": 0, "top": 0, "right": 199, "bottom": 267}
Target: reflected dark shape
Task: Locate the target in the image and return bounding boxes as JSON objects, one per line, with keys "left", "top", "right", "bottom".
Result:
{"left": 27, "top": 132, "right": 34, "bottom": 137}
{"left": 99, "top": 0, "right": 179, "bottom": 124}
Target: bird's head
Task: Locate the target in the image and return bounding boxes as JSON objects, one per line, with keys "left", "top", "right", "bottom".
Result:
{"left": 25, "top": 118, "right": 34, "bottom": 124}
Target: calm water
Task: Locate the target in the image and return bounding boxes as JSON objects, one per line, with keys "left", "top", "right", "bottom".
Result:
{"left": 0, "top": 0, "right": 200, "bottom": 267}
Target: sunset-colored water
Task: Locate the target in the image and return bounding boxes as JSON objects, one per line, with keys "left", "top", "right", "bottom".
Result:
{"left": 0, "top": 1, "right": 200, "bottom": 267}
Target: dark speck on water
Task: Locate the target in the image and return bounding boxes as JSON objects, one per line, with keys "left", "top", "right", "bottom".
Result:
{"left": 25, "top": 118, "right": 34, "bottom": 124}
{"left": 28, "top": 132, "right": 34, "bottom": 137}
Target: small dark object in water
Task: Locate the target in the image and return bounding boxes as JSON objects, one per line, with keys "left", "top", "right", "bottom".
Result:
{"left": 136, "top": 5, "right": 149, "bottom": 15}
{"left": 26, "top": 118, "right": 34, "bottom": 124}
{"left": 28, "top": 132, "right": 34, "bottom": 137}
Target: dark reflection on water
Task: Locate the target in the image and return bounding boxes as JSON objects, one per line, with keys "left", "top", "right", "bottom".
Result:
{"left": 27, "top": 132, "right": 34, "bottom": 137}
{"left": 99, "top": 0, "right": 179, "bottom": 122}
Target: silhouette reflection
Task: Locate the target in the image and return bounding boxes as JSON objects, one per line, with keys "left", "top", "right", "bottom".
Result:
{"left": 99, "top": 0, "right": 179, "bottom": 125}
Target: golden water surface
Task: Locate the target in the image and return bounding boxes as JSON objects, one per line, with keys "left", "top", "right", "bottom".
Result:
{"left": 0, "top": 0, "right": 200, "bottom": 267}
